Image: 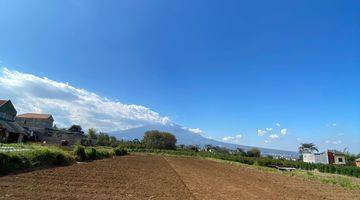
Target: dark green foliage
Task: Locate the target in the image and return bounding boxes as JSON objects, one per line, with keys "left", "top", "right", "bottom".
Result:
{"left": 298, "top": 143, "right": 318, "bottom": 153}
{"left": 69, "top": 125, "right": 83, "bottom": 133}
{"left": 86, "top": 148, "right": 97, "bottom": 160}
{"left": 246, "top": 148, "right": 261, "bottom": 157}
{"left": 96, "top": 132, "right": 110, "bottom": 146}
{"left": 114, "top": 147, "right": 128, "bottom": 156}
{"left": 142, "top": 130, "right": 177, "bottom": 150}
{"left": 110, "top": 136, "right": 118, "bottom": 147}
{"left": 74, "top": 145, "right": 87, "bottom": 161}
{"left": 74, "top": 145, "right": 113, "bottom": 161}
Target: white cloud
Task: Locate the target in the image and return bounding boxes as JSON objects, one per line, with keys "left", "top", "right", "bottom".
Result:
{"left": 276, "top": 123, "right": 281, "bottom": 127}
{"left": 266, "top": 127, "right": 273, "bottom": 131}
{"left": 269, "top": 134, "right": 279, "bottom": 140}
{"left": 222, "top": 136, "right": 234, "bottom": 141}
{"left": 332, "top": 123, "right": 337, "bottom": 127}
{"left": 257, "top": 129, "right": 266, "bottom": 136}
{"left": 280, "top": 128, "right": 287, "bottom": 135}
{"left": 181, "top": 127, "right": 204, "bottom": 135}
{"left": 296, "top": 138, "right": 301, "bottom": 141}
{"left": 332, "top": 140, "right": 342, "bottom": 145}
{"left": 222, "top": 134, "right": 243, "bottom": 144}
{"left": 325, "top": 140, "right": 330, "bottom": 144}
{"left": 0, "top": 68, "right": 173, "bottom": 131}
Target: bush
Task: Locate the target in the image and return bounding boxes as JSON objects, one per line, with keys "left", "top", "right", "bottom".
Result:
{"left": 74, "top": 145, "right": 87, "bottom": 161}
{"left": 86, "top": 148, "right": 97, "bottom": 160}
{"left": 114, "top": 147, "right": 127, "bottom": 156}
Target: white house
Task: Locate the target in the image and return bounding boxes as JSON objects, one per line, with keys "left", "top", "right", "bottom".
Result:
{"left": 302, "top": 150, "right": 346, "bottom": 165}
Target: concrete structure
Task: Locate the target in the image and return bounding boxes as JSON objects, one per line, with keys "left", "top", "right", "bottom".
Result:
{"left": 356, "top": 158, "right": 360, "bottom": 168}
{"left": 16, "top": 113, "right": 54, "bottom": 132}
{"left": 0, "top": 100, "right": 27, "bottom": 142}
{"left": 303, "top": 150, "right": 346, "bottom": 165}
{"left": 302, "top": 152, "right": 329, "bottom": 164}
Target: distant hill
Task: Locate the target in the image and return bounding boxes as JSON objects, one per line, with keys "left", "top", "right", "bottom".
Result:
{"left": 109, "top": 123, "right": 299, "bottom": 158}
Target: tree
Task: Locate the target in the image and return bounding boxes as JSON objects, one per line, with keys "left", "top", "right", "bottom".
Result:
{"left": 142, "top": 130, "right": 177, "bottom": 149}
{"left": 97, "top": 132, "right": 110, "bottom": 146}
{"left": 110, "top": 136, "right": 118, "bottom": 147}
{"left": 299, "top": 143, "right": 318, "bottom": 154}
{"left": 69, "top": 125, "right": 82, "bottom": 133}
{"left": 87, "top": 128, "right": 98, "bottom": 140}
{"left": 247, "top": 148, "right": 261, "bottom": 157}
{"left": 235, "top": 148, "right": 247, "bottom": 156}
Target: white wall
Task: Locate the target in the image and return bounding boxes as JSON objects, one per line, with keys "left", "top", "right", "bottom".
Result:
{"left": 303, "top": 153, "right": 315, "bottom": 163}
{"left": 334, "top": 155, "right": 346, "bottom": 164}
{"left": 303, "top": 152, "right": 329, "bottom": 164}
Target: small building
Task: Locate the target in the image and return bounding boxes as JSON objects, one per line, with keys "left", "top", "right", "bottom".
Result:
{"left": 16, "top": 113, "right": 54, "bottom": 132}
{"left": 0, "top": 100, "right": 28, "bottom": 142}
{"left": 327, "top": 150, "right": 346, "bottom": 165}
{"left": 356, "top": 158, "right": 360, "bottom": 168}
{"left": 303, "top": 150, "right": 346, "bottom": 165}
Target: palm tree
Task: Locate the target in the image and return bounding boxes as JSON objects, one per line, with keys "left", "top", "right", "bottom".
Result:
{"left": 299, "top": 143, "right": 319, "bottom": 154}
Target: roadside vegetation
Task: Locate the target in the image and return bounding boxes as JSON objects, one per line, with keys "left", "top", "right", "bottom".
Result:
{"left": 0, "top": 143, "right": 72, "bottom": 175}
{"left": 0, "top": 142, "right": 128, "bottom": 175}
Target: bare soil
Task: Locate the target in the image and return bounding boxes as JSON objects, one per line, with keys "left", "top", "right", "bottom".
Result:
{"left": 0, "top": 154, "right": 359, "bottom": 200}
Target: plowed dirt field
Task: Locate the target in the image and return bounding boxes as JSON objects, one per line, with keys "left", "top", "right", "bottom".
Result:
{"left": 0, "top": 154, "right": 359, "bottom": 200}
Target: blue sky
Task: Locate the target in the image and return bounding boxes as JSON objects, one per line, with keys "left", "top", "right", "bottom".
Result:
{"left": 0, "top": 0, "right": 359, "bottom": 152}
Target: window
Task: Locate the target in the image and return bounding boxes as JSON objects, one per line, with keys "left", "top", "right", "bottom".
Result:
{"left": 338, "top": 157, "right": 343, "bottom": 162}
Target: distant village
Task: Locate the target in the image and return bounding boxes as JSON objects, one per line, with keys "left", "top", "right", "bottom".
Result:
{"left": 1, "top": 99, "right": 359, "bottom": 167}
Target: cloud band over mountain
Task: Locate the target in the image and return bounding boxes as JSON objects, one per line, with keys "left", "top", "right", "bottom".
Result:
{"left": 0, "top": 68, "right": 176, "bottom": 132}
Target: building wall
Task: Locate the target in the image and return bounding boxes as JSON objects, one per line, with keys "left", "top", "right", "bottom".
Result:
{"left": 0, "top": 101, "right": 17, "bottom": 121}
{"left": 16, "top": 118, "right": 53, "bottom": 132}
{"left": 333, "top": 155, "right": 346, "bottom": 165}
{"left": 314, "top": 153, "right": 329, "bottom": 164}
{"left": 303, "top": 153, "right": 315, "bottom": 163}
{"left": 303, "top": 153, "right": 329, "bottom": 164}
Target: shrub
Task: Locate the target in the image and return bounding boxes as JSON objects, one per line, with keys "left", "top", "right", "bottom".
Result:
{"left": 86, "top": 148, "right": 97, "bottom": 160}
{"left": 95, "top": 148, "right": 112, "bottom": 159}
{"left": 114, "top": 147, "right": 127, "bottom": 156}
{"left": 74, "top": 145, "right": 87, "bottom": 161}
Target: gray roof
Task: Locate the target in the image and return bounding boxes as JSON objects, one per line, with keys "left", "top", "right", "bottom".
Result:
{"left": 0, "top": 120, "right": 27, "bottom": 134}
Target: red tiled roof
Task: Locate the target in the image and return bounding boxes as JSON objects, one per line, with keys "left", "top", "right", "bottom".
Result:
{"left": 17, "top": 113, "right": 53, "bottom": 120}
{"left": 0, "top": 100, "right": 8, "bottom": 106}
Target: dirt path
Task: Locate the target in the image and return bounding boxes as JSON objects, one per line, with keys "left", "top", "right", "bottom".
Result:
{"left": 0, "top": 154, "right": 359, "bottom": 200}
{"left": 165, "top": 156, "right": 360, "bottom": 200}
